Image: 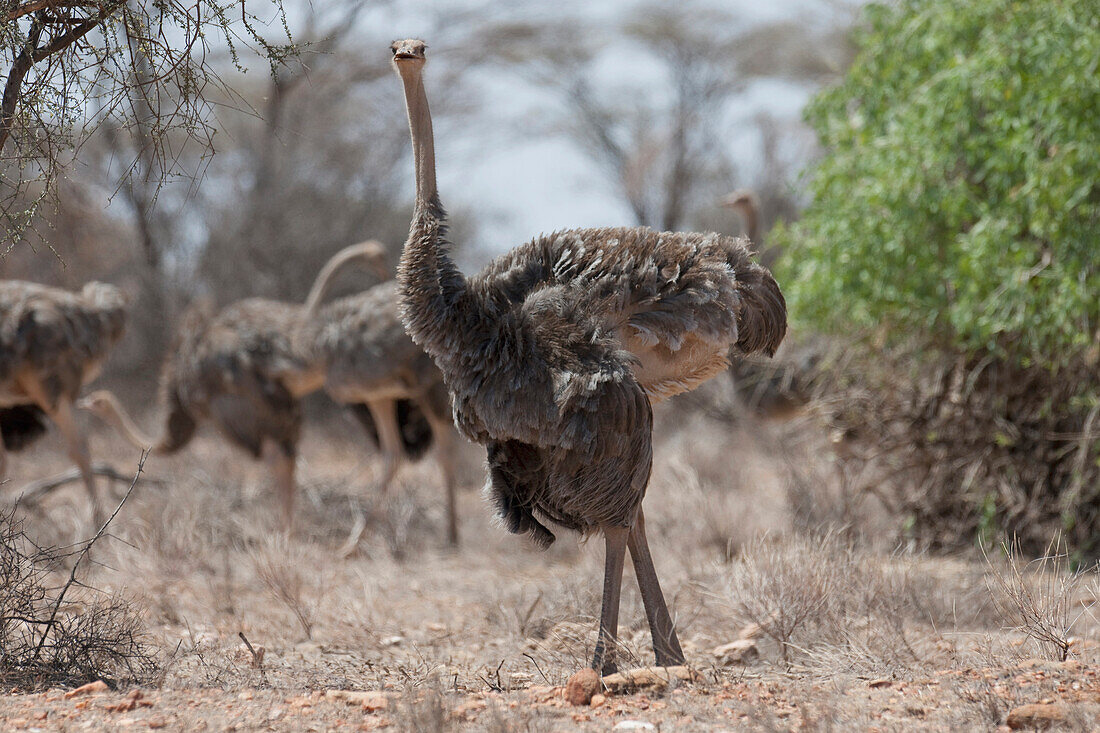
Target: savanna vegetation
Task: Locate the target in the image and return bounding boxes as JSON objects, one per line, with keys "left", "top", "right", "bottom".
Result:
{"left": 1, "top": 0, "right": 1099, "bottom": 729}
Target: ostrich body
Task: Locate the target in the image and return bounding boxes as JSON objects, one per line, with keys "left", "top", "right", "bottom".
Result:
{"left": 308, "top": 279, "right": 460, "bottom": 545}
{"left": 81, "top": 242, "right": 387, "bottom": 527}
{"left": 391, "top": 40, "right": 786, "bottom": 672}
{"left": 0, "top": 280, "right": 127, "bottom": 519}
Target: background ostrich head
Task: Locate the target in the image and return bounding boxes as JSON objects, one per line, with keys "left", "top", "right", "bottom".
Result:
{"left": 721, "top": 189, "right": 759, "bottom": 215}
{"left": 349, "top": 240, "right": 390, "bottom": 280}
{"left": 76, "top": 390, "right": 116, "bottom": 419}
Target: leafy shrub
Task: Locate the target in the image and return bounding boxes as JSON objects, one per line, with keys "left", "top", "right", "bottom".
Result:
{"left": 780, "top": 0, "right": 1100, "bottom": 368}
{"left": 777, "top": 0, "right": 1100, "bottom": 553}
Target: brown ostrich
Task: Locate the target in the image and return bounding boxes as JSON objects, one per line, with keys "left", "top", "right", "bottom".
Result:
{"left": 390, "top": 39, "right": 786, "bottom": 673}
{"left": 722, "top": 188, "right": 760, "bottom": 245}
{"left": 80, "top": 241, "right": 387, "bottom": 528}
{"left": 722, "top": 189, "right": 816, "bottom": 420}
{"left": 308, "top": 280, "right": 461, "bottom": 548}
{"left": 0, "top": 280, "right": 127, "bottom": 521}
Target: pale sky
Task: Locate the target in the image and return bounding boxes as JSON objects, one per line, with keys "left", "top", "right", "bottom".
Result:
{"left": 358, "top": 0, "right": 847, "bottom": 255}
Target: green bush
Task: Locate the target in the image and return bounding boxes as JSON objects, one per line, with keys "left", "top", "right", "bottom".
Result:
{"left": 779, "top": 0, "right": 1100, "bottom": 370}
{"left": 776, "top": 0, "right": 1100, "bottom": 555}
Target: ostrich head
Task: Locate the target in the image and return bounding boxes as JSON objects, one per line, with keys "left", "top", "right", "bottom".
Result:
{"left": 721, "top": 189, "right": 758, "bottom": 213}
{"left": 76, "top": 389, "right": 115, "bottom": 417}
{"left": 390, "top": 39, "right": 427, "bottom": 68}
{"left": 351, "top": 239, "right": 390, "bottom": 280}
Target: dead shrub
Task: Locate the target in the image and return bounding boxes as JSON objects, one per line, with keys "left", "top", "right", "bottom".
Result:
{"left": 248, "top": 535, "right": 328, "bottom": 639}
{"left": 985, "top": 539, "right": 1099, "bottom": 661}
{"left": 0, "top": 509, "right": 155, "bottom": 689}
{"left": 812, "top": 343, "right": 1100, "bottom": 557}
{"left": 729, "top": 530, "right": 930, "bottom": 671}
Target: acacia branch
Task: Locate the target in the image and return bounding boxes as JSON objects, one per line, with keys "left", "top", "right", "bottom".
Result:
{"left": 1, "top": 5, "right": 117, "bottom": 151}
{"left": 2, "top": 0, "right": 95, "bottom": 23}
{"left": 32, "top": 451, "right": 147, "bottom": 661}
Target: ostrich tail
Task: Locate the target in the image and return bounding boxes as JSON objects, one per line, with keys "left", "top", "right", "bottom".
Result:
{"left": 348, "top": 400, "right": 435, "bottom": 461}
{"left": 0, "top": 406, "right": 48, "bottom": 451}
{"left": 732, "top": 256, "right": 787, "bottom": 358}
{"left": 155, "top": 390, "right": 197, "bottom": 454}
{"left": 396, "top": 399, "right": 434, "bottom": 461}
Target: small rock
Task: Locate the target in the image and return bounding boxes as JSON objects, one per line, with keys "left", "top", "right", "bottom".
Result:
{"left": 147, "top": 716, "right": 168, "bottom": 729}
{"left": 565, "top": 668, "right": 600, "bottom": 706}
{"left": 65, "top": 680, "right": 109, "bottom": 698}
{"left": 868, "top": 678, "right": 893, "bottom": 688}
{"left": 1006, "top": 703, "right": 1070, "bottom": 730}
{"left": 380, "top": 635, "right": 404, "bottom": 647}
{"left": 711, "top": 639, "right": 758, "bottom": 665}
{"left": 590, "top": 694, "right": 606, "bottom": 708}
{"left": 601, "top": 666, "right": 700, "bottom": 693}
{"left": 613, "top": 721, "right": 656, "bottom": 731}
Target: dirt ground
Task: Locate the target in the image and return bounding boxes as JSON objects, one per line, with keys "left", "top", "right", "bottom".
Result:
{"left": 2, "top": 385, "right": 1099, "bottom": 731}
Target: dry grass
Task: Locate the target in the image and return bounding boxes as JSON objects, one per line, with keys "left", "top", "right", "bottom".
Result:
{"left": 1, "top": 396, "right": 1099, "bottom": 728}
{"left": 985, "top": 539, "right": 1100, "bottom": 661}
{"left": 0, "top": 508, "right": 154, "bottom": 690}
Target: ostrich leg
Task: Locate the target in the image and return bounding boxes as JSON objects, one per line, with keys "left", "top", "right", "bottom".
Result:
{"left": 0, "top": 427, "right": 7, "bottom": 481}
{"left": 424, "top": 406, "right": 458, "bottom": 546}
{"left": 339, "top": 399, "right": 403, "bottom": 557}
{"left": 627, "top": 508, "right": 685, "bottom": 666}
{"left": 263, "top": 438, "right": 296, "bottom": 531}
{"left": 591, "top": 525, "right": 629, "bottom": 675}
{"left": 367, "top": 398, "right": 402, "bottom": 494}
{"left": 49, "top": 400, "right": 103, "bottom": 525}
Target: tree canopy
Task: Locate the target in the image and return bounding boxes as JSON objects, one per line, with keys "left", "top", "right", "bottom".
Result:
{"left": 779, "top": 0, "right": 1100, "bottom": 372}
{"left": 1, "top": 0, "right": 295, "bottom": 242}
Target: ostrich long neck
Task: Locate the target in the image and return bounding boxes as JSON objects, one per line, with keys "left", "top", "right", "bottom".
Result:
{"left": 95, "top": 392, "right": 160, "bottom": 450}
{"left": 303, "top": 247, "right": 377, "bottom": 315}
{"left": 738, "top": 200, "right": 760, "bottom": 244}
{"left": 395, "top": 62, "right": 468, "bottom": 356}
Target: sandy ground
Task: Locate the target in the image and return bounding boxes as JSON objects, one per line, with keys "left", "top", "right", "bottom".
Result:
{"left": 2, "top": 387, "right": 1099, "bottom": 731}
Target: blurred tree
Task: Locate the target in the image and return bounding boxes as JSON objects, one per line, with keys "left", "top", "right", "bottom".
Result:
{"left": 480, "top": 1, "right": 854, "bottom": 232}
{"left": 777, "top": 0, "right": 1100, "bottom": 554}
{"left": 0, "top": 0, "right": 295, "bottom": 244}
{"left": 194, "top": 18, "right": 476, "bottom": 305}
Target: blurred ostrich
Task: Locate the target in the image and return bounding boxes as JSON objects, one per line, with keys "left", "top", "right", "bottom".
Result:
{"left": 391, "top": 39, "right": 786, "bottom": 673}
{"left": 309, "top": 280, "right": 462, "bottom": 548}
{"left": 722, "top": 189, "right": 816, "bottom": 420}
{"left": 722, "top": 188, "right": 760, "bottom": 245}
{"left": 0, "top": 281, "right": 127, "bottom": 521}
{"left": 80, "top": 241, "right": 387, "bottom": 528}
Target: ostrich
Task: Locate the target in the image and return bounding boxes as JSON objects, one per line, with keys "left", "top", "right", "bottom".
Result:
{"left": 722, "top": 189, "right": 760, "bottom": 245}
{"left": 390, "top": 39, "right": 786, "bottom": 673}
{"left": 0, "top": 280, "right": 127, "bottom": 521}
{"left": 308, "top": 280, "right": 462, "bottom": 547}
{"left": 80, "top": 241, "right": 388, "bottom": 528}
{"left": 722, "top": 189, "right": 815, "bottom": 420}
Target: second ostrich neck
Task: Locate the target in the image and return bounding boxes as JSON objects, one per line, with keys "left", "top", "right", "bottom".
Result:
{"left": 303, "top": 247, "right": 379, "bottom": 315}
{"left": 98, "top": 394, "right": 160, "bottom": 450}
{"left": 396, "top": 62, "right": 470, "bottom": 356}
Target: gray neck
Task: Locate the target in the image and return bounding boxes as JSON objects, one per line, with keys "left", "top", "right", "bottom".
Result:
{"left": 304, "top": 246, "right": 377, "bottom": 315}
{"left": 401, "top": 70, "right": 438, "bottom": 207}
